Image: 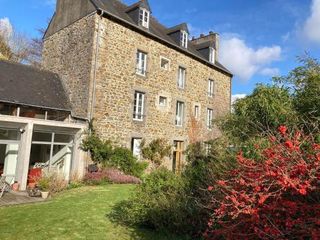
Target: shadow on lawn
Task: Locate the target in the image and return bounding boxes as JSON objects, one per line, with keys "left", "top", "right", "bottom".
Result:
{"left": 108, "top": 201, "right": 191, "bottom": 240}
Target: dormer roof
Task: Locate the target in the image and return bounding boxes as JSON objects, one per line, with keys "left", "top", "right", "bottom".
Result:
{"left": 126, "top": 0, "right": 151, "bottom": 13}
{"left": 194, "top": 41, "right": 215, "bottom": 50}
{"left": 167, "top": 23, "right": 189, "bottom": 35}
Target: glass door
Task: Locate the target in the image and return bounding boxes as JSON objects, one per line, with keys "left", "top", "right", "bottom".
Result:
{"left": 0, "top": 128, "right": 20, "bottom": 184}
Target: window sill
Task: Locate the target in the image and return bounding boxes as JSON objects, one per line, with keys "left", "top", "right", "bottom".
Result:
{"left": 135, "top": 72, "right": 147, "bottom": 78}
{"left": 133, "top": 119, "right": 146, "bottom": 125}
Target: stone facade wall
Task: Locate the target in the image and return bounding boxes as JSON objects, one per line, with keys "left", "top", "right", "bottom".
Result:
{"left": 42, "top": 13, "right": 232, "bottom": 170}
{"left": 93, "top": 16, "right": 232, "bottom": 167}
{"left": 42, "top": 14, "right": 97, "bottom": 119}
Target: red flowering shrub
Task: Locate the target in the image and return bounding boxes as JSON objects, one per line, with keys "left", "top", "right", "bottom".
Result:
{"left": 205, "top": 126, "right": 320, "bottom": 239}
{"left": 84, "top": 168, "right": 142, "bottom": 185}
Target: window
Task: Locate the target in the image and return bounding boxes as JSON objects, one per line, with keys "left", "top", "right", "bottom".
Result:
{"left": 207, "top": 108, "right": 213, "bottom": 130}
{"left": 194, "top": 105, "right": 200, "bottom": 119}
{"left": 175, "top": 101, "right": 184, "bottom": 126}
{"left": 208, "top": 79, "right": 215, "bottom": 97}
{"left": 30, "top": 131, "right": 74, "bottom": 181}
{"left": 139, "top": 8, "right": 150, "bottom": 28}
{"left": 136, "top": 50, "right": 147, "bottom": 76}
{"left": 180, "top": 31, "right": 188, "bottom": 48}
{"left": 177, "top": 67, "right": 186, "bottom": 89}
{"left": 160, "top": 57, "right": 170, "bottom": 70}
{"left": 132, "top": 138, "right": 142, "bottom": 160}
{"left": 209, "top": 47, "right": 215, "bottom": 64}
{"left": 159, "top": 96, "right": 167, "bottom": 107}
{"left": 133, "top": 91, "right": 145, "bottom": 121}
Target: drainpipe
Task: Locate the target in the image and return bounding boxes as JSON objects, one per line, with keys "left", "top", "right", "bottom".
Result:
{"left": 90, "top": 9, "right": 104, "bottom": 121}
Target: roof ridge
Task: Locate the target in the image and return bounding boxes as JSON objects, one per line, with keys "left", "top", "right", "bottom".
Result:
{"left": 0, "top": 59, "right": 57, "bottom": 76}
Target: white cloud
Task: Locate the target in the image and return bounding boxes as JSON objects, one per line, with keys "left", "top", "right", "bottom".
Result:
{"left": 260, "top": 67, "right": 280, "bottom": 77}
{"left": 0, "top": 17, "right": 13, "bottom": 41}
{"left": 232, "top": 94, "right": 247, "bottom": 105}
{"left": 303, "top": 0, "right": 320, "bottom": 44}
{"left": 219, "top": 36, "right": 281, "bottom": 81}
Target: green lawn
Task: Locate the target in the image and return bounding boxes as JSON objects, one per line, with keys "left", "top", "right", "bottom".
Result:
{"left": 0, "top": 185, "right": 185, "bottom": 240}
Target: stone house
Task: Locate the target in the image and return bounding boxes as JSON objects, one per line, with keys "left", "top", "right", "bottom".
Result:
{"left": 42, "top": 0, "right": 232, "bottom": 171}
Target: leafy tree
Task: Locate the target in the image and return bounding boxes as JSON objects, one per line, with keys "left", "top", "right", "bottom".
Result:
{"left": 274, "top": 56, "right": 320, "bottom": 120}
{"left": 217, "top": 85, "right": 296, "bottom": 141}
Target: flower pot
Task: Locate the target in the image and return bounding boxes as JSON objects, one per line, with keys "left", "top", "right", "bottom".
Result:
{"left": 12, "top": 182, "right": 20, "bottom": 191}
{"left": 41, "top": 191, "right": 50, "bottom": 199}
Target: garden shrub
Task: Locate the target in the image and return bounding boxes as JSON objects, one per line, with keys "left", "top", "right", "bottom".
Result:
{"left": 110, "top": 168, "right": 191, "bottom": 235}
{"left": 36, "top": 172, "right": 68, "bottom": 193}
{"left": 109, "top": 147, "right": 148, "bottom": 178}
{"left": 180, "top": 138, "right": 237, "bottom": 236}
{"left": 83, "top": 168, "right": 142, "bottom": 185}
{"left": 81, "top": 134, "right": 113, "bottom": 165}
{"left": 141, "top": 138, "right": 172, "bottom": 167}
{"left": 81, "top": 134, "right": 148, "bottom": 178}
{"left": 111, "top": 139, "right": 237, "bottom": 238}
{"left": 204, "top": 126, "right": 320, "bottom": 239}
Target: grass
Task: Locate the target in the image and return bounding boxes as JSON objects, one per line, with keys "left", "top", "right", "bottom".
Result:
{"left": 0, "top": 185, "right": 186, "bottom": 240}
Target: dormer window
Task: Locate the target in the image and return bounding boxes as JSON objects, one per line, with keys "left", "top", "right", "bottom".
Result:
{"left": 209, "top": 47, "right": 215, "bottom": 64}
{"left": 180, "top": 31, "right": 188, "bottom": 48}
{"left": 139, "top": 8, "right": 150, "bottom": 28}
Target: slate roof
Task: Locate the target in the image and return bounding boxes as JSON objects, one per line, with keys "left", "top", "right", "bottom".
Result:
{"left": 89, "top": 0, "right": 232, "bottom": 76}
{"left": 0, "top": 60, "right": 71, "bottom": 111}
{"left": 167, "top": 23, "right": 190, "bottom": 34}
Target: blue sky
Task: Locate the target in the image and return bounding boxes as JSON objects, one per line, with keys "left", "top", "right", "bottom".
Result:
{"left": 1, "top": 0, "right": 320, "bottom": 100}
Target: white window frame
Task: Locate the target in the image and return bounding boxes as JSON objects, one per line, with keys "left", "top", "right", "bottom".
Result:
{"left": 136, "top": 50, "right": 147, "bottom": 76}
{"left": 133, "top": 91, "right": 145, "bottom": 121}
{"left": 207, "top": 108, "right": 213, "bottom": 130}
{"left": 209, "top": 47, "right": 215, "bottom": 64}
{"left": 160, "top": 57, "right": 170, "bottom": 70}
{"left": 208, "top": 79, "right": 215, "bottom": 97}
{"left": 139, "top": 8, "right": 150, "bottom": 28}
{"left": 177, "top": 67, "right": 186, "bottom": 89}
{"left": 175, "top": 101, "right": 184, "bottom": 127}
{"left": 132, "top": 138, "right": 142, "bottom": 160}
{"left": 194, "top": 105, "right": 200, "bottom": 119}
{"left": 180, "top": 31, "right": 188, "bottom": 48}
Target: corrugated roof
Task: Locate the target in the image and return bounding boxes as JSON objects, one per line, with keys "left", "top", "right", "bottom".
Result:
{"left": 0, "top": 60, "right": 71, "bottom": 111}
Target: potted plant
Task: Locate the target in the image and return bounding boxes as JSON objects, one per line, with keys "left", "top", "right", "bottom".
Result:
{"left": 37, "top": 176, "right": 50, "bottom": 199}
{"left": 12, "top": 181, "right": 20, "bottom": 191}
